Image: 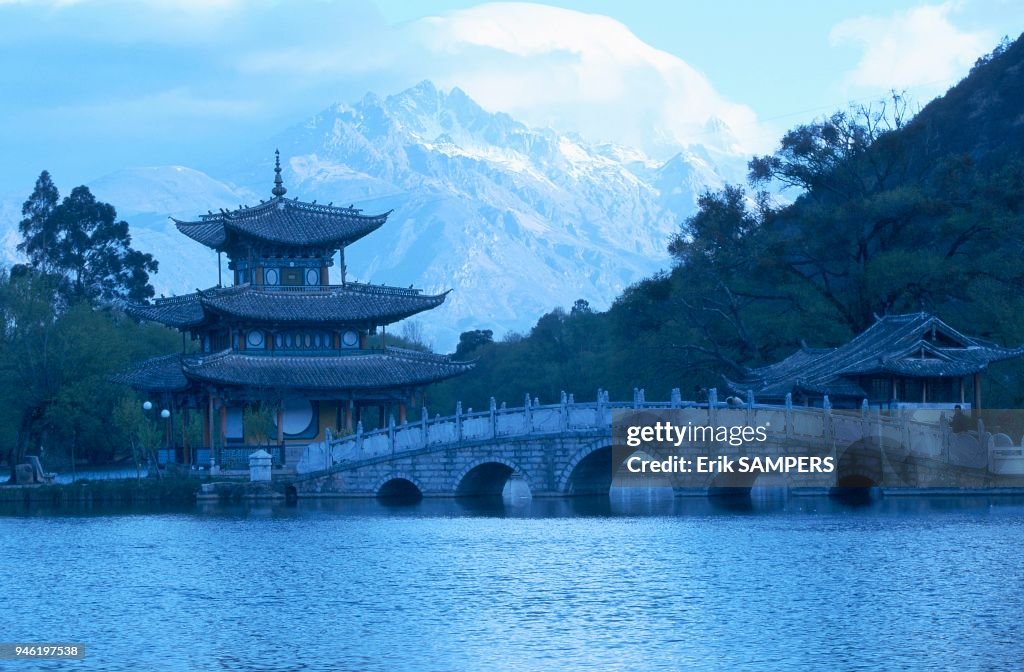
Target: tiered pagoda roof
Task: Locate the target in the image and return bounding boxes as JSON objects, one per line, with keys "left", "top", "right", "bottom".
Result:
{"left": 729, "top": 313, "right": 1024, "bottom": 400}
{"left": 119, "top": 150, "right": 472, "bottom": 405}
{"left": 128, "top": 283, "right": 450, "bottom": 329}
{"left": 118, "top": 348, "right": 473, "bottom": 393}
{"left": 173, "top": 199, "right": 390, "bottom": 251}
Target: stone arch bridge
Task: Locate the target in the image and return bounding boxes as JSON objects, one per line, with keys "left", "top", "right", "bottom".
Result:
{"left": 291, "top": 390, "right": 1011, "bottom": 499}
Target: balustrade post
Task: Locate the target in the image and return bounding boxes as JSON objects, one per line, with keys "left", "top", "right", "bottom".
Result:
{"left": 560, "top": 391, "right": 568, "bottom": 431}
{"left": 633, "top": 387, "right": 639, "bottom": 409}
{"left": 456, "top": 401, "right": 463, "bottom": 442}
{"left": 670, "top": 388, "right": 680, "bottom": 409}
{"left": 356, "top": 420, "right": 364, "bottom": 456}
{"left": 708, "top": 387, "right": 718, "bottom": 426}
{"left": 524, "top": 394, "right": 532, "bottom": 433}
{"left": 388, "top": 414, "right": 396, "bottom": 454}
{"left": 823, "top": 397, "right": 834, "bottom": 457}
{"left": 490, "top": 397, "right": 497, "bottom": 438}
{"left": 746, "top": 390, "right": 754, "bottom": 409}
{"left": 421, "top": 406, "right": 429, "bottom": 446}
{"left": 940, "top": 410, "right": 951, "bottom": 464}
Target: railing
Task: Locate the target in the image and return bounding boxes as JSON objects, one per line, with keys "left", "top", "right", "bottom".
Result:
{"left": 297, "top": 388, "right": 957, "bottom": 475}
{"left": 193, "top": 444, "right": 286, "bottom": 470}
{"left": 252, "top": 282, "right": 430, "bottom": 297}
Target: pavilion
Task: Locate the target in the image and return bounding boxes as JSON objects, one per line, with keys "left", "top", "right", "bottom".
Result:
{"left": 118, "top": 151, "right": 472, "bottom": 467}
{"left": 727, "top": 312, "right": 1024, "bottom": 409}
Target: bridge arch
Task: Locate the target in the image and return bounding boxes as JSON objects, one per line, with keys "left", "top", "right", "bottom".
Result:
{"left": 558, "top": 439, "right": 633, "bottom": 496}
{"left": 835, "top": 436, "right": 917, "bottom": 489}
{"left": 374, "top": 473, "right": 425, "bottom": 502}
{"left": 454, "top": 458, "right": 527, "bottom": 497}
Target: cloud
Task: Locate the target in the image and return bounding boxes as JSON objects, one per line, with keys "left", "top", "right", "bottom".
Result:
{"left": 0, "top": 0, "right": 772, "bottom": 186}
{"left": 830, "top": 2, "right": 992, "bottom": 90}
{"left": 237, "top": 2, "right": 774, "bottom": 158}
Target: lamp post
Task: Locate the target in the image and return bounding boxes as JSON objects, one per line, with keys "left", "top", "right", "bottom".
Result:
{"left": 141, "top": 401, "right": 171, "bottom": 477}
{"left": 160, "top": 408, "right": 171, "bottom": 467}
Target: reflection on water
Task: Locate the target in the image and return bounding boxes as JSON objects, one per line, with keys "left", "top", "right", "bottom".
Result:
{"left": 1, "top": 490, "right": 1023, "bottom": 671}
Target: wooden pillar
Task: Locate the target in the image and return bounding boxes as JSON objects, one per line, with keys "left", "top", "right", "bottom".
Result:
{"left": 181, "top": 408, "right": 190, "bottom": 466}
{"left": 378, "top": 405, "right": 386, "bottom": 428}
{"left": 219, "top": 404, "right": 227, "bottom": 448}
{"left": 399, "top": 403, "right": 407, "bottom": 424}
{"left": 320, "top": 265, "right": 328, "bottom": 286}
{"left": 973, "top": 373, "right": 982, "bottom": 412}
{"left": 207, "top": 394, "right": 217, "bottom": 468}
{"left": 344, "top": 401, "right": 353, "bottom": 432}
{"left": 959, "top": 377, "right": 966, "bottom": 404}
{"left": 922, "top": 379, "right": 927, "bottom": 403}
{"left": 203, "top": 397, "right": 212, "bottom": 447}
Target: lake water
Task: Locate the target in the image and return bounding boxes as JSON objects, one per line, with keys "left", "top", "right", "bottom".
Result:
{"left": 1, "top": 491, "right": 1022, "bottom": 671}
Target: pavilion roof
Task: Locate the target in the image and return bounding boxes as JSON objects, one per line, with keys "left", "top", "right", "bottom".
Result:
{"left": 173, "top": 197, "right": 390, "bottom": 251}
{"left": 127, "top": 282, "right": 449, "bottom": 329}
{"left": 117, "top": 347, "right": 473, "bottom": 393}
{"left": 729, "top": 312, "right": 1024, "bottom": 400}
{"left": 112, "top": 353, "right": 189, "bottom": 392}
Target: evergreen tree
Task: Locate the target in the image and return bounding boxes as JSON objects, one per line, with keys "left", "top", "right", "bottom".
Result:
{"left": 17, "top": 173, "right": 158, "bottom": 304}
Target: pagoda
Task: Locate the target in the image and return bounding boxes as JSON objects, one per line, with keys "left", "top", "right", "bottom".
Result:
{"left": 119, "top": 151, "right": 472, "bottom": 467}
{"left": 728, "top": 313, "right": 1024, "bottom": 410}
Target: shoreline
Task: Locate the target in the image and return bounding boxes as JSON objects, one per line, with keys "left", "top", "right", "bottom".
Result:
{"left": 5, "top": 478, "right": 1024, "bottom": 507}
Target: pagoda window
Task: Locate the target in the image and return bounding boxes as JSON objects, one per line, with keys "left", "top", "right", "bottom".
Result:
{"left": 282, "top": 268, "right": 302, "bottom": 286}
{"left": 246, "top": 330, "right": 266, "bottom": 350}
{"left": 305, "top": 268, "right": 320, "bottom": 286}
{"left": 275, "top": 330, "right": 333, "bottom": 351}
{"left": 341, "top": 330, "right": 359, "bottom": 349}
{"left": 265, "top": 268, "right": 280, "bottom": 286}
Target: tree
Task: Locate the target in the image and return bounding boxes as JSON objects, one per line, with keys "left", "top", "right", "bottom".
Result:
{"left": 0, "top": 267, "right": 179, "bottom": 479}
{"left": 243, "top": 404, "right": 276, "bottom": 448}
{"left": 455, "top": 329, "right": 493, "bottom": 358}
{"left": 17, "top": 173, "right": 158, "bottom": 304}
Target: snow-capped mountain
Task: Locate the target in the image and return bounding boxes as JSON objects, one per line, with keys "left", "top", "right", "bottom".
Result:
{"left": 1, "top": 81, "right": 743, "bottom": 349}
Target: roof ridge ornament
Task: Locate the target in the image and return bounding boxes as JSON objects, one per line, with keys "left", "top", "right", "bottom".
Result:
{"left": 272, "top": 149, "right": 288, "bottom": 198}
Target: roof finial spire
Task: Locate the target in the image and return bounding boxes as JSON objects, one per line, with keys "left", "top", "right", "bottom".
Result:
{"left": 272, "top": 149, "right": 287, "bottom": 198}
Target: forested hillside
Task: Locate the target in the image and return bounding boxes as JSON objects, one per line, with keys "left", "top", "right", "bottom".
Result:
{"left": 429, "top": 34, "right": 1024, "bottom": 412}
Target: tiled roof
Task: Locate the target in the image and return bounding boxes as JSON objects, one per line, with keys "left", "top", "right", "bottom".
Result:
{"left": 127, "top": 283, "right": 447, "bottom": 328}
{"left": 126, "top": 293, "right": 206, "bottom": 328}
{"left": 173, "top": 197, "right": 389, "bottom": 250}
{"left": 731, "top": 313, "right": 1024, "bottom": 400}
{"left": 182, "top": 347, "right": 472, "bottom": 390}
{"left": 112, "top": 353, "right": 189, "bottom": 392}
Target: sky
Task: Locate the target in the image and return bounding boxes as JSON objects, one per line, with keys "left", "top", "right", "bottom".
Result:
{"left": 0, "top": 0, "right": 1021, "bottom": 196}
